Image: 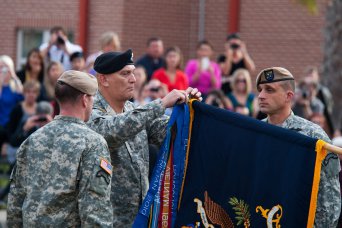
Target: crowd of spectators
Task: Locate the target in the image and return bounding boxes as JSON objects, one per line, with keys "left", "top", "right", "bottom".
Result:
{"left": 0, "top": 25, "right": 340, "bottom": 208}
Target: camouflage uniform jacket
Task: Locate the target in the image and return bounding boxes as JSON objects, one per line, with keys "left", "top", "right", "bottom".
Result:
{"left": 7, "top": 115, "right": 113, "bottom": 227}
{"left": 87, "top": 92, "right": 169, "bottom": 227}
{"left": 265, "top": 112, "right": 341, "bottom": 227}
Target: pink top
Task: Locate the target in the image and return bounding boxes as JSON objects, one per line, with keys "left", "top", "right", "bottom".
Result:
{"left": 185, "top": 59, "right": 221, "bottom": 95}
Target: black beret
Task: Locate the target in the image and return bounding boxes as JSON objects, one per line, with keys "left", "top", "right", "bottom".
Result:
{"left": 94, "top": 49, "right": 134, "bottom": 74}
{"left": 70, "top": 52, "right": 84, "bottom": 62}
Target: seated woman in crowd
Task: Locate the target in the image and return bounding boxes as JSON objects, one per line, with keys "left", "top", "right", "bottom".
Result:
{"left": 226, "top": 69, "right": 258, "bottom": 117}
{"left": 185, "top": 40, "right": 221, "bottom": 98}
{"left": 152, "top": 46, "right": 188, "bottom": 91}
{"left": 0, "top": 55, "right": 23, "bottom": 150}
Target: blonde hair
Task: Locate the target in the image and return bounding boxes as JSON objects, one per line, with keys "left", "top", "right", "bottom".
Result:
{"left": 0, "top": 55, "right": 23, "bottom": 93}
{"left": 100, "top": 31, "right": 121, "bottom": 51}
{"left": 231, "top": 69, "right": 252, "bottom": 94}
{"left": 43, "top": 61, "right": 63, "bottom": 100}
{"left": 23, "top": 80, "right": 41, "bottom": 93}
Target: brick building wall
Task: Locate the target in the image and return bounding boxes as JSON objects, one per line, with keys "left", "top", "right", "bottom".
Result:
{"left": 239, "top": 0, "right": 326, "bottom": 81}
{"left": 0, "top": 0, "right": 327, "bottom": 84}
{"left": 0, "top": 0, "right": 79, "bottom": 61}
{"left": 87, "top": 0, "right": 124, "bottom": 54}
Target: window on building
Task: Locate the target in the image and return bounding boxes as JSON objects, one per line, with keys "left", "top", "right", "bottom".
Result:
{"left": 16, "top": 28, "right": 75, "bottom": 70}
{"left": 16, "top": 29, "right": 49, "bottom": 70}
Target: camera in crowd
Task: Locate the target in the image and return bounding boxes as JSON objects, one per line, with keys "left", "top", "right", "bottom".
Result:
{"left": 150, "top": 87, "right": 160, "bottom": 93}
{"left": 302, "top": 90, "right": 309, "bottom": 99}
{"left": 230, "top": 43, "right": 240, "bottom": 50}
{"left": 57, "top": 36, "right": 65, "bottom": 45}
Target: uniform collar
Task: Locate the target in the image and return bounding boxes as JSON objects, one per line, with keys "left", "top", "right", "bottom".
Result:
{"left": 94, "top": 91, "right": 130, "bottom": 114}
{"left": 54, "top": 115, "right": 86, "bottom": 125}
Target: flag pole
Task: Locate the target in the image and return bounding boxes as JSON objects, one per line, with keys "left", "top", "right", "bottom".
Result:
{"left": 324, "top": 143, "right": 342, "bottom": 155}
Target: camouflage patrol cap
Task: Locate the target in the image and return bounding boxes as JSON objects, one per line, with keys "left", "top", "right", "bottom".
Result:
{"left": 58, "top": 70, "right": 98, "bottom": 96}
{"left": 256, "top": 67, "right": 294, "bottom": 87}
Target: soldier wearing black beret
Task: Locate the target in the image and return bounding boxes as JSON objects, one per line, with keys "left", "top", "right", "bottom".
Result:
{"left": 87, "top": 49, "right": 202, "bottom": 226}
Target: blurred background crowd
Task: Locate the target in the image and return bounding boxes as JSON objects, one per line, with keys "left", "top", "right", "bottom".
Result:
{"left": 0, "top": 0, "right": 340, "bottom": 215}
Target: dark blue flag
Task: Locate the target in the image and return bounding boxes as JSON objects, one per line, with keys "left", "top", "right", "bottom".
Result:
{"left": 134, "top": 100, "right": 327, "bottom": 228}
{"left": 176, "top": 101, "right": 326, "bottom": 228}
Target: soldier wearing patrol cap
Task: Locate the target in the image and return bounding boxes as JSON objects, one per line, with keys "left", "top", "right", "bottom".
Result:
{"left": 256, "top": 67, "right": 341, "bottom": 227}
{"left": 7, "top": 70, "right": 113, "bottom": 227}
{"left": 87, "top": 49, "right": 202, "bottom": 226}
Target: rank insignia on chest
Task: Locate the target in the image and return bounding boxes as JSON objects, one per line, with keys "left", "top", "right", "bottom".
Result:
{"left": 100, "top": 158, "right": 112, "bottom": 175}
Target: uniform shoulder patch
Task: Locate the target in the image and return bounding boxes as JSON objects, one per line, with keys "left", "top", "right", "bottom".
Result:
{"left": 100, "top": 158, "right": 112, "bottom": 175}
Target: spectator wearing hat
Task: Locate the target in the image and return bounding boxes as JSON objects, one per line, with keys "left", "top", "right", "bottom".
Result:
{"left": 136, "top": 37, "right": 165, "bottom": 81}
{"left": 87, "top": 49, "right": 202, "bottom": 227}
{"left": 70, "top": 52, "right": 86, "bottom": 72}
{"left": 7, "top": 70, "right": 113, "bottom": 227}
{"left": 256, "top": 67, "right": 341, "bottom": 227}
{"left": 218, "top": 33, "right": 255, "bottom": 94}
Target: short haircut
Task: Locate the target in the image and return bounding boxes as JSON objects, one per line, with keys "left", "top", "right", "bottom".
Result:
{"left": 146, "top": 37, "right": 162, "bottom": 47}
{"left": 23, "top": 80, "right": 41, "bottom": 93}
{"left": 279, "top": 80, "right": 296, "bottom": 92}
{"left": 50, "top": 26, "right": 66, "bottom": 36}
{"left": 55, "top": 81, "right": 84, "bottom": 105}
{"left": 197, "top": 40, "right": 214, "bottom": 50}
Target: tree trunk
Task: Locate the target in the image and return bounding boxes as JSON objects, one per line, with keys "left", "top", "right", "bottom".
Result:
{"left": 322, "top": 0, "right": 342, "bottom": 132}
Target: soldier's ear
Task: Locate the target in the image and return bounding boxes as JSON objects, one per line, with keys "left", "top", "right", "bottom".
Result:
{"left": 81, "top": 94, "right": 88, "bottom": 108}
{"left": 286, "top": 90, "right": 294, "bottom": 102}
{"left": 97, "top": 74, "right": 109, "bottom": 87}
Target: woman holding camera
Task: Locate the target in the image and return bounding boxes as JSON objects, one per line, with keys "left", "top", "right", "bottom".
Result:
{"left": 152, "top": 46, "right": 188, "bottom": 92}
{"left": 185, "top": 40, "right": 221, "bottom": 98}
{"left": 218, "top": 33, "right": 255, "bottom": 94}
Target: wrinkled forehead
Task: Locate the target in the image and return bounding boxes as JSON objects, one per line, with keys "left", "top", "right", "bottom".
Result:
{"left": 118, "top": 64, "right": 135, "bottom": 72}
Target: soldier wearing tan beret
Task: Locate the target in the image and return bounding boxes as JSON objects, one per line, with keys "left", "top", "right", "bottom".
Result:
{"left": 256, "top": 67, "right": 341, "bottom": 227}
{"left": 7, "top": 70, "right": 113, "bottom": 227}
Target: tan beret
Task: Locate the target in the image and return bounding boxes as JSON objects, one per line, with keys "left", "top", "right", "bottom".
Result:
{"left": 58, "top": 70, "right": 98, "bottom": 95}
{"left": 256, "top": 67, "right": 294, "bottom": 87}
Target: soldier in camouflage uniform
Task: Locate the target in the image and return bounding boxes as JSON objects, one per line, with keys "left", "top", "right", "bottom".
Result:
{"left": 256, "top": 67, "right": 341, "bottom": 227}
{"left": 7, "top": 70, "right": 113, "bottom": 227}
{"left": 87, "top": 49, "right": 202, "bottom": 226}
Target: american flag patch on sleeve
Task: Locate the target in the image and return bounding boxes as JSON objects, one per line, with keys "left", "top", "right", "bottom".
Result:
{"left": 100, "top": 158, "right": 112, "bottom": 175}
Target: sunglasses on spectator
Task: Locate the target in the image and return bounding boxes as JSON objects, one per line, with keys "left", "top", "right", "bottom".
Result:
{"left": 236, "top": 79, "right": 246, "bottom": 83}
{"left": 150, "top": 87, "right": 160, "bottom": 92}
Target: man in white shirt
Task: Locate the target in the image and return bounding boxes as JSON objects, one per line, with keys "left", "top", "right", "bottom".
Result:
{"left": 40, "top": 26, "right": 82, "bottom": 71}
